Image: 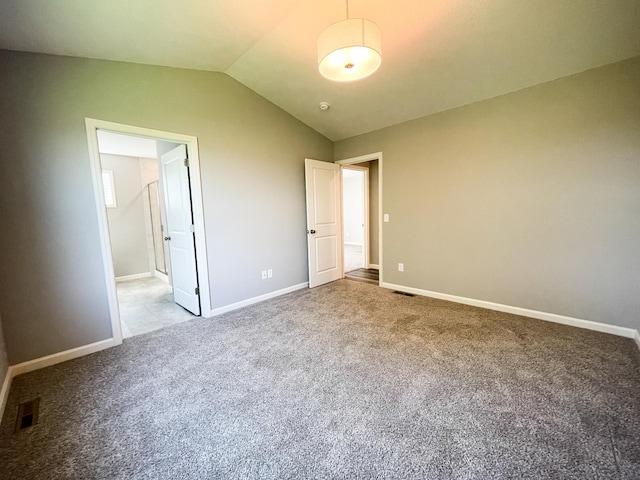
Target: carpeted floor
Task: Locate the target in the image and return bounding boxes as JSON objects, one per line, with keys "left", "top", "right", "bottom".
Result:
{"left": 1, "top": 280, "right": 639, "bottom": 479}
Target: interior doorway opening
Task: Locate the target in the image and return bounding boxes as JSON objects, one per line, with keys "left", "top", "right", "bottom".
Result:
{"left": 86, "top": 119, "right": 211, "bottom": 344}
{"left": 338, "top": 156, "right": 381, "bottom": 285}
{"left": 96, "top": 131, "right": 197, "bottom": 337}
{"left": 342, "top": 166, "right": 368, "bottom": 272}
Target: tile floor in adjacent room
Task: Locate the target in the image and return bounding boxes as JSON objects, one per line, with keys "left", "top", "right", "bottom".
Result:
{"left": 344, "top": 244, "right": 364, "bottom": 272}
{"left": 116, "top": 276, "right": 196, "bottom": 338}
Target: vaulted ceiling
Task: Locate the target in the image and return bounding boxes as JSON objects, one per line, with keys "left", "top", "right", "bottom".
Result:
{"left": 1, "top": 0, "right": 639, "bottom": 140}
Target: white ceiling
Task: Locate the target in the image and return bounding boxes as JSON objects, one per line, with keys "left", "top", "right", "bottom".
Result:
{"left": 1, "top": 0, "right": 639, "bottom": 141}
{"left": 97, "top": 130, "right": 158, "bottom": 158}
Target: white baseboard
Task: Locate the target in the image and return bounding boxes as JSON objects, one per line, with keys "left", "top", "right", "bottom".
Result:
{"left": 381, "top": 282, "right": 639, "bottom": 341}
{"left": 9, "top": 338, "right": 119, "bottom": 377}
{"left": 0, "top": 337, "right": 119, "bottom": 420}
{"left": 208, "top": 282, "right": 309, "bottom": 317}
{"left": 1, "top": 281, "right": 307, "bottom": 416}
{"left": 116, "top": 272, "right": 152, "bottom": 282}
{"left": 154, "top": 270, "right": 169, "bottom": 283}
{"left": 368, "top": 264, "right": 380, "bottom": 270}
{"left": 0, "top": 366, "right": 12, "bottom": 423}
{"left": 635, "top": 330, "right": 640, "bottom": 351}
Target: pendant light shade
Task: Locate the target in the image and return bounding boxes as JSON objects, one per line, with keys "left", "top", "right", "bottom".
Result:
{"left": 318, "top": 18, "right": 382, "bottom": 82}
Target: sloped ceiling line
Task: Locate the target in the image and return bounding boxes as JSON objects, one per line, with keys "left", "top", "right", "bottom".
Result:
{"left": 1, "top": 0, "right": 639, "bottom": 140}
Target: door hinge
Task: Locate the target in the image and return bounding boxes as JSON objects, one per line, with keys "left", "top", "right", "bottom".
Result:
{"left": 195, "top": 287, "right": 200, "bottom": 295}
{"left": 189, "top": 224, "right": 195, "bottom": 233}
{"left": 184, "top": 158, "right": 189, "bottom": 167}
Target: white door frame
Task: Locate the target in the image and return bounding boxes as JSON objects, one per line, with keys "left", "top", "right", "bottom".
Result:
{"left": 341, "top": 165, "right": 370, "bottom": 270}
{"left": 85, "top": 118, "right": 212, "bottom": 344}
{"left": 336, "top": 152, "right": 383, "bottom": 282}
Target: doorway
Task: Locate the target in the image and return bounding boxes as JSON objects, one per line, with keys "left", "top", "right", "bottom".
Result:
{"left": 305, "top": 153, "right": 382, "bottom": 289}
{"left": 86, "top": 119, "right": 211, "bottom": 344}
{"left": 337, "top": 154, "right": 381, "bottom": 285}
{"left": 342, "top": 166, "right": 368, "bottom": 272}
{"left": 97, "top": 131, "right": 199, "bottom": 337}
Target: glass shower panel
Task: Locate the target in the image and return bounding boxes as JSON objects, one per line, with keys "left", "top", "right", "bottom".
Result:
{"left": 147, "top": 181, "right": 167, "bottom": 274}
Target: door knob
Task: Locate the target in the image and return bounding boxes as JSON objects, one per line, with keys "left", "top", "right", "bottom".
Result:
{"left": 164, "top": 236, "right": 171, "bottom": 241}
{"left": 309, "top": 230, "right": 316, "bottom": 234}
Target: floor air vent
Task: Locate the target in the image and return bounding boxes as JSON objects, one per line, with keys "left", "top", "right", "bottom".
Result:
{"left": 393, "top": 291, "right": 416, "bottom": 297}
{"left": 15, "top": 398, "right": 40, "bottom": 432}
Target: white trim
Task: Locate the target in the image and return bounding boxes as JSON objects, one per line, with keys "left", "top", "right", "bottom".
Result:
{"left": 0, "top": 338, "right": 118, "bottom": 419}
{"left": 154, "top": 270, "right": 169, "bottom": 283}
{"left": 0, "top": 367, "right": 12, "bottom": 421}
{"left": 85, "top": 119, "right": 212, "bottom": 339}
{"left": 635, "top": 330, "right": 640, "bottom": 350}
{"left": 336, "top": 152, "right": 383, "bottom": 284}
{"left": 381, "top": 282, "right": 639, "bottom": 339}
{"left": 9, "top": 338, "right": 118, "bottom": 377}
{"left": 115, "top": 272, "right": 152, "bottom": 282}
{"left": 341, "top": 164, "right": 370, "bottom": 272}
{"left": 368, "top": 264, "right": 380, "bottom": 270}
{"left": 209, "top": 283, "right": 309, "bottom": 317}
{"left": 336, "top": 153, "right": 382, "bottom": 165}
{"left": 85, "top": 120, "right": 124, "bottom": 346}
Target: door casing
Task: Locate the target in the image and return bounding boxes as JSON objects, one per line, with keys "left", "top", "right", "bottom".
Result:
{"left": 85, "top": 118, "right": 212, "bottom": 344}
{"left": 342, "top": 165, "right": 370, "bottom": 271}
{"left": 336, "top": 152, "right": 383, "bottom": 282}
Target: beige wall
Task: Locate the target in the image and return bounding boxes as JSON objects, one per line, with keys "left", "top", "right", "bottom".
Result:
{"left": 335, "top": 56, "right": 640, "bottom": 330}
{"left": 101, "top": 154, "right": 150, "bottom": 278}
{"left": 0, "top": 50, "right": 332, "bottom": 364}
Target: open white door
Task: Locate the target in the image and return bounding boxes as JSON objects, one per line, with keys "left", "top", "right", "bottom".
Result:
{"left": 305, "top": 159, "right": 343, "bottom": 288}
{"left": 161, "top": 144, "right": 200, "bottom": 315}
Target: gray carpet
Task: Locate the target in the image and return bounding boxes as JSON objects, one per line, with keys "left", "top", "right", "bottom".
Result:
{"left": 1, "top": 280, "right": 639, "bottom": 479}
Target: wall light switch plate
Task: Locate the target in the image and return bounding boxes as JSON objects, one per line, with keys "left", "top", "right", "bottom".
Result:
{"left": 261, "top": 270, "right": 267, "bottom": 280}
{"left": 267, "top": 269, "right": 273, "bottom": 278}
{"left": 398, "top": 263, "right": 404, "bottom": 272}
{"left": 384, "top": 214, "right": 389, "bottom": 222}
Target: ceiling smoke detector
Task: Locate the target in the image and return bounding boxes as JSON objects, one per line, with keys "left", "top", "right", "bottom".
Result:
{"left": 319, "top": 102, "right": 330, "bottom": 111}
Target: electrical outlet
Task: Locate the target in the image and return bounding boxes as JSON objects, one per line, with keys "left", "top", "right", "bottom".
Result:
{"left": 267, "top": 269, "right": 273, "bottom": 278}
{"left": 261, "top": 270, "right": 267, "bottom": 280}
{"left": 398, "top": 263, "right": 404, "bottom": 272}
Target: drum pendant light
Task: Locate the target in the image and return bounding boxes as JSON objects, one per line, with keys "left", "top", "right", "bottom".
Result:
{"left": 317, "top": 0, "right": 382, "bottom": 82}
